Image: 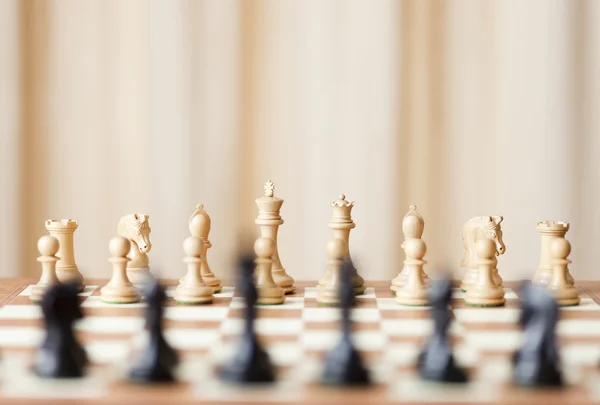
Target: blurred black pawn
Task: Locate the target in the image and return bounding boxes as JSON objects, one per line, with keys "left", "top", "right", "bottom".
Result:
{"left": 129, "top": 280, "right": 179, "bottom": 383}
{"left": 513, "top": 280, "right": 562, "bottom": 387}
{"left": 417, "top": 275, "right": 467, "bottom": 383}
{"left": 34, "top": 282, "right": 88, "bottom": 378}
{"left": 322, "top": 255, "right": 371, "bottom": 385}
{"left": 220, "top": 253, "right": 275, "bottom": 383}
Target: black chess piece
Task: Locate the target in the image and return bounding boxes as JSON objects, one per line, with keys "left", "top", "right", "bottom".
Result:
{"left": 513, "top": 280, "right": 563, "bottom": 387}
{"left": 220, "top": 254, "right": 275, "bottom": 383}
{"left": 34, "top": 282, "right": 88, "bottom": 378}
{"left": 129, "top": 281, "right": 179, "bottom": 383}
{"left": 417, "top": 275, "right": 467, "bottom": 383}
{"left": 322, "top": 258, "right": 371, "bottom": 385}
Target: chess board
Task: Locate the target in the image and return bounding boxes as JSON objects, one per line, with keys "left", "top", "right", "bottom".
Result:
{"left": 0, "top": 279, "right": 600, "bottom": 404}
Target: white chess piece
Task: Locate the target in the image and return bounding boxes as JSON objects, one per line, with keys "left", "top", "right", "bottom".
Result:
{"left": 460, "top": 216, "right": 505, "bottom": 291}
{"left": 174, "top": 236, "right": 214, "bottom": 305}
{"left": 189, "top": 204, "right": 222, "bottom": 293}
{"left": 45, "top": 219, "right": 84, "bottom": 291}
{"left": 395, "top": 238, "right": 429, "bottom": 306}
{"left": 101, "top": 237, "right": 141, "bottom": 303}
{"left": 465, "top": 239, "right": 505, "bottom": 307}
{"left": 317, "top": 238, "right": 348, "bottom": 306}
{"left": 117, "top": 213, "right": 153, "bottom": 286}
{"left": 30, "top": 235, "right": 61, "bottom": 303}
{"left": 534, "top": 221, "right": 574, "bottom": 287}
{"left": 255, "top": 181, "right": 295, "bottom": 294}
{"left": 254, "top": 237, "right": 285, "bottom": 305}
{"left": 391, "top": 205, "right": 427, "bottom": 293}
{"left": 547, "top": 238, "right": 580, "bottom": 306}
{"left": 318, "top": 194, "right": 365, "bottom": 295}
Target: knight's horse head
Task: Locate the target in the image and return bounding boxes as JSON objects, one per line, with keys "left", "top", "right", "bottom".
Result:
{"left": 128, "top": 213, "right": 152, "bottom": 253}
{"left": 481, "top": 216, "right": 505, "bottom": 256}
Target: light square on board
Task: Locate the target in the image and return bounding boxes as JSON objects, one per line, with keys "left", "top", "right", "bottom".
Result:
{"left": 164, "top": 306, "right": 229, "bottom": 322}
{"left": 558, "top": 319, "right": 600, "bottom": 337}
{"left": 381, "top": 319, "right": 463, "bottom": 337}
{"left": 464, "top": 330, "right": 521, "bottom": 352}
{"left": 0, "top": 305, "right": 42, "bottom": 320}
{"left": 219, "top": 318, "right": 303, "bottom": 336}
{"left": 0, "top": 357, "right": 113, "bottom": 399}
{"left": 453, "top": 308, "right": 520, "bottom": 324}
{"left": 300, "top": 330, "right": 387, "bottom": 351}
{"left": 303, "top": 287, "right": 317, "bottom": 299}
{"left": 85, "top": 340, "right": 133, "bottom": 365}
{"left": 163, "top": 329, "right": 221, "bottom": 350}
{"left": 75, "top": 316, "right": 145, "bottom": 334}
{"left": 376, "top": 298, "right": 430, "bottom": 311}
{"left": 562, "top": 298, "right": 600, "bottom": 311}
{"left": 355, "top": 287, "right": 376, "bottom": 299}
{"left": 228, "top": 297, "right": 305, "bottom": 310}
{"left": 301, "top": 307, "right": 381, "bottom": 323}
{"left": 81, "top": 297, "right": 146, "bottom": 309}
{"left": 390, "top": 369, "right": 500, "bottom": 403}
{"left": 0, "top": 326, "right": 44, "bottom": 348}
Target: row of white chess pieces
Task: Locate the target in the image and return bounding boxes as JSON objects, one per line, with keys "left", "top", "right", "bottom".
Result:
{"left": 31, "top": 180, "right": 579, "bottom": 308}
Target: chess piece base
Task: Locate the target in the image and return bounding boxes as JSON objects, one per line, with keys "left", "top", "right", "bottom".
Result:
{"left": 101, "top": 284, "right": 141, "bottom": 304}
{"left": 257, "top": 286, "right": 285, "bottom": 305}
{"left": 174, "top": 283, "right": 213, "bottom": 305}
{"left": 351, "top": 272, "right": 365, "bottom": 295}
{"left": 272, "top": 269, "right": 296, "bottom": 294}
{"left": 465, "top": 286, "right": 505, "bottom": 307}
{"left": 536, "top": 268, "right": 574, "bottom": 287}
{"left": 549, "top": 286, "right": 580, "bottom": 307}
{"left": 418, "top": 351, "right": 468, "bottom": 383}
{"left": 322, "top": 339, "right": 370, "bottom": 386}
{"left": 462, "top": 268, "right": 502, "bottom": 291}
{"left": 533, "top": 269, "right": 552, "bottom": 287}
{"left": 392, "top": 269, "right": 429, "bottom": 292}
{"left": 460, "top": 268, "right": 478, "bottom": 291}
{"left": 127, "top": 267, "right": 154, "bottom": 287}
{"left": 316, "top": 286, "right": 340, "bottom": 306}
{"left": 179, "top": 276, "right": 222, "bottom": 294}
{"left": 317, "top": 270, "right": 330, "bottom": 288}
{"left": 220, "top": 336, "right": 275, "bottom": 383}
{"left": 56, "top": 265, "right": 84, "bottom": 292}
{"left": 204, "top": 277, "right": 222, "bottom": 294}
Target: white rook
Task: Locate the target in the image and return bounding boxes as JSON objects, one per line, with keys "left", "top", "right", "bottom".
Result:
{"left": 534, "top": 221, "right": 573, "bottom": 287}
{"left": 45, "top": 219, "right": 84, "bottom": 291}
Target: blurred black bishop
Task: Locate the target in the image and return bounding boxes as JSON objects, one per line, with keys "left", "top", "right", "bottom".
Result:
{"left": 129, "top": 280, "right": 180, "bottom": 383}
{"left": 322, "top": 257, "right": 371, "bottom": 385}
{"left": 220, "top": 254, "right": 275, "bottom": 383}
{"left": 417, "top": 275, "right": 467, "bottom": 383}
{"left": 34, "top": 283, "right": 88, "bottom": 378}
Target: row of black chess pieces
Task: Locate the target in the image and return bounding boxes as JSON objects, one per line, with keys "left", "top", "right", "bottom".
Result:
{"left": 35, "top": 256, "right": 562, "bottom": 388}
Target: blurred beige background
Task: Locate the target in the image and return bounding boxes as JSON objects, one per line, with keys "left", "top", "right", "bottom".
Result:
{"left": 0, "top": 0, "right": 598, "bottom": 282}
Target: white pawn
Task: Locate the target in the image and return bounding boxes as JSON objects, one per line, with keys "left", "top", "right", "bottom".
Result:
{"left": 465, "top": 239, "right": 505, "bottom": 307}
{"left": 548, "top": 238, "right": 580, "bottom": 306}
{"left": 174, "top": 236, "right": 214, "bottom": 305}
{"left": 255, "top": 237, "right": 285, "bottom": 305}
{"left": 316, "top": 238, "right": 347, "bottom": 306}
{"left": 101, "top": 237, "right": 141, "bottom": 304}
{"left": 396, "top": 239, "right": 429, "bottom": 306}
{"left": 31, "top": 236, "right": 61, "bottom": 303}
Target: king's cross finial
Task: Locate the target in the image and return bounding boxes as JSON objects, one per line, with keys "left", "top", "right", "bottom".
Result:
{"left": 264, "top": 180, "right": 275, "bottom": 197}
